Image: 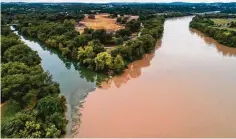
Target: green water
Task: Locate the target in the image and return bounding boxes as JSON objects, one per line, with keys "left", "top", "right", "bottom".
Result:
{"left": 9, "top": 26, "right": 107, "bottom": 137}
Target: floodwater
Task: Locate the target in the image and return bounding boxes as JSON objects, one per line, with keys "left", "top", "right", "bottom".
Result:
{"left": 75, "top": 16, "right": 236, "bottom": 137}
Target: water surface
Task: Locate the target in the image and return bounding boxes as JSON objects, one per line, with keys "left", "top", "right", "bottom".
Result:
{"left": 75, "top": 16, "right": 236, "bottom": 138}
{"left": 11, "top": 27, "right": 107, "bottom": 137}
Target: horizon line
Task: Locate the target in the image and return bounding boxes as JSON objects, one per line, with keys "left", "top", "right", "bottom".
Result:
{"left": 1, "top": 1, "right": 236, "bottom": 3}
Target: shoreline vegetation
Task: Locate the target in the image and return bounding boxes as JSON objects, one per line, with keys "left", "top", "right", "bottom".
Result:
{"left": 1, "top": 2, "right": 236, "bottom": 138}
{"left": 15, "top": 13, "right": 161, "bottom": 75}
{"left": 1, "top": 26, "right": 67, "bottom": 138}
{"left": 12, "top": 12, "right": 190, "bottom": 76}
{"left": 1, "top": 4, "right": 190, "bottom": 137}
{"left": 190, "top": 14, "right": 236, "bottom": 48}
{"left": 1, "top": 11, "right": 188, "bottom": 138}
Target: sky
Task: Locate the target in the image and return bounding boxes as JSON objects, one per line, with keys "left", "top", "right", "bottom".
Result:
{"left": 1, "top": 0, "right": 236, "bottom": 3}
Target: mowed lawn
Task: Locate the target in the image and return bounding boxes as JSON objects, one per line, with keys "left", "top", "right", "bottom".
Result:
{"left": 77, "top": 14, "right": 124, "bottom": 33}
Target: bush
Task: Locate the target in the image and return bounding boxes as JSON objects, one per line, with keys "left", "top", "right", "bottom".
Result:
{"left": 94, "top": 52, "right": 113, "bottom": 72}
{"left": 88, "top": 14, "right": 95, "bottom": 19}
{"left": 114, "top": 37, "right": 124, "bottom": 45}
{"left": 113, "top": 55, "right": 125, "bottom": 73}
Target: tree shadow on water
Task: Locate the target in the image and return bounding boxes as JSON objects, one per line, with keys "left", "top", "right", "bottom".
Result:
{"left": 99, "top": 40, "right": 162, "bottom": 89}
{"left": 189, "top": 28, "right": 236, "bottom": 57}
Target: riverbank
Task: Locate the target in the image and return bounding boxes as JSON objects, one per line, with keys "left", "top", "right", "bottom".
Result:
{"left": 190, "top": 14, "right": 236, "bottom": 48}
{"left": 1, "top": 26, "right": 67, "bottom": 138}
{"left": 10, "top": 10, "right": 194, "bottom": 77}
{"left": 75, "top": 16, "right": 236, "bottom": 138}
{"left": 7, "top": 26, "right": 108, "bottom": 137}
{"left": 14, "top": 14, "right": 163, "bottom": 75}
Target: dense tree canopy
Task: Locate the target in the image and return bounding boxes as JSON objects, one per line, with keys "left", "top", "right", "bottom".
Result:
{"left": 1, "top": 26, "right": 67, "bottom": 138}
{"left": 4, "top": 44, "right": 41, "bottom": 66}
{"left": 94, "top": 52, "right": 113, "bottom": 72}
{"left": 1, "top": 3, "right": 194, "bottom": 76}
{"left": 113, "top": 55, "right": 125, "bottom": 73}
{"left": 125, "top": 19, "right": 141, "bottom": 33}
{"left": 1, "top": 2, "right": 175, "bottom": 75}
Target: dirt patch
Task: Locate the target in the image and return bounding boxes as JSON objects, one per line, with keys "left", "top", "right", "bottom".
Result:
{"left": 124, "top": 15, "right": 139, "bottom": 21}
{"left": 76, "top": 14, "right": 125, "bottom": 33}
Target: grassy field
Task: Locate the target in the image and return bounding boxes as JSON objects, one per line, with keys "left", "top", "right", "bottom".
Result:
{"left": 76, "top": 14, "right": 124, "bottom": 33}
{"left": 211, "top": 18, "right": 236, "bottom": 25}
{"left": 210, "top": 18, "right": 236, "bottom": 32}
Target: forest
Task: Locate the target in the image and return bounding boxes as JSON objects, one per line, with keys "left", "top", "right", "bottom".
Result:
{"left": 190, "top": 14, "right": 236, "bottom": 47}
{"left": 1, "top": 2, "right": 194, "bottom": 75}
{"left": 1, "top": 26, "right": 67, "bottom": 137}
{"left": 2, "top": 2, "right": 236, "bottom": 16}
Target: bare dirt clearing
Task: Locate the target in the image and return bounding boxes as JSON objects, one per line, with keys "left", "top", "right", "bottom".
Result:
{"left": 76, "top": 14, "right": 125, "bottom": 33}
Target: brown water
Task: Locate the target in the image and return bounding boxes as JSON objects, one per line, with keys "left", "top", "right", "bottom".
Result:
{"left": 75, "top": 16, "right": 236, "bottom": 138}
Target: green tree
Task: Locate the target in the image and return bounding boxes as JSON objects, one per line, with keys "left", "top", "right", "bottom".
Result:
{"left": 74, "top": 34, "right": 89, "bottom": 47}
{"left": 126, "top": 19, "right": 141, "bottom": 33}
{"left": 92, "top": 29, "right": 112, "bottom": 44}
{"left": 84, "top": 28, "right": 94, "bottom": 34}
{"left": 1, "top": 26, "right": 11, "bottom": 35}
{"left": 121, "top": 17, "right": 129, "bottom": 24}
{"left": 88, "top": 14, "right": 95, "bottom": 19}
{"left": 88, "top": 39, "right": 105, "bottom": 54}
{"left": 1, "top": 61, "right": 59, "bottom": 106}
{"left": 116, "top": 28, "right": 131, "bottom": 38}
{"left": 45, "top": 124, "right": 61, "bottom": 138}
{"left": 1, "top": 110, "right": 37, "bottom": 138}
{"left": 63, "top": 19, "right": 76, "bottom": 29}
{"left": 60, "top": 47, "right": 70, "bottom": 57}
{"left": 138, "top": 34, "right": 156, "bottom": 53}
{"left": 1, "top": 65, "right": 45, "bottom": 106}
{"left": 116, "top": 17, "right": 122, "bottom": 23}
{"left": 77, "top": 46, "right": 96, "bottom": 68}
{"left": 3, "top": 44, "right": 41, "bottom": 66}
{"left": 111, "top": 45, "right": 132, "bottom": 61}
{"left": 71, "top": 47, "right": 78, "bottom": 60}
{"left": 18, "top": 121, "right": 42, "bottom": 138}
{"left": 94, "top": 52, "right": 113, "bottom": 71}
{"left": 1, "top": 35, "right": 21, "bottom": 57}
{"left": 2, "top": 62, "right": 30, "bottom": 76}
{"left": 113, "top": 55, "right": 125, "bottom": 73}
{"left": 1, "top": 22, "right": 67, "bottom": 138}
{"left": 36, "top": 96, "right": 66, "bottom": 119}
{"left": 111, "top": 13, "right": 118, "bottom": 18}
{"left": 45, "top": 112, "right": 67, "bottom": 134}
{"left": 114, "top": 37, "right": 124, "bottom": 45}
{"left": 45, "top": 38, "right": 57, "bottom": 47}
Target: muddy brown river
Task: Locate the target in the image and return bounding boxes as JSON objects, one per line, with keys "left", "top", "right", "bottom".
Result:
{"left": 11, "top": 16, "right": 236, "bottom": 138}
{"left": 75, "top": 16, "right": 236, "bottom": 137}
